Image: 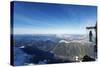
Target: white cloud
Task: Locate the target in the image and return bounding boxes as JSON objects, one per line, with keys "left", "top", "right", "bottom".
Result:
{"left": 14, "top": 27, "right": 86, "bottom": 34}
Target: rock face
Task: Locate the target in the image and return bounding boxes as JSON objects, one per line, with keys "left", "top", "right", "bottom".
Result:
{"left": 52, "top": 40, "right": 95, "bottom": 61}
{"left": 82, "top": 55, "right": 95, "bottom": 61}
{"left": 13, "top": 34, "right": 97, "bottom": 66}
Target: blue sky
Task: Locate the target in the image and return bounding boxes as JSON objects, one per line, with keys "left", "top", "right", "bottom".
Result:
{"left": 13, "top": 1, "right": 97, "bottom": 34}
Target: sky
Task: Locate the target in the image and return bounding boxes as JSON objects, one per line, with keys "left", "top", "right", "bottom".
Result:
{"left": 12, "top": 1, "right": 97, "bottom": 34}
